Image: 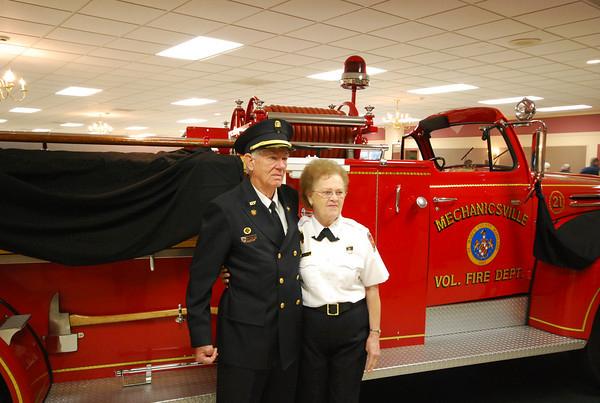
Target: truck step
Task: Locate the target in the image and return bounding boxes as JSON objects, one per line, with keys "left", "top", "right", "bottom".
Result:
{"left": 364, "top": 325, "right": 586, "bottom": 380}
{"left": 46, "top": 365, "right": 217, "bottom": 403}
{"left": 46, "top": 325, "right": 586, "bottom": 401}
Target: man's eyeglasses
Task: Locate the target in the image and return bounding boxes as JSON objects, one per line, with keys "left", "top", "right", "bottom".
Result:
{"left": 313, "top": 190, "right": 346, "bottom": 199}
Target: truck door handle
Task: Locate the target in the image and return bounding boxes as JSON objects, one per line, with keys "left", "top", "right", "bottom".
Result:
{"left": 433, "top": 197, "right": 457, "bottom": 203}
{"left": 395, "top": 185, "right": 401, "bottom": 213}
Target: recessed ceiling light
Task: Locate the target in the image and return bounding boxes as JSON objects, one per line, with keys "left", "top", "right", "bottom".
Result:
{"left": 10, "top": 107, "right": 41, "bottom": 113}
{"left": 32, "top": 128, "right": 51, "bottom": 132}
{"left": 56, "top": 86, "right": 102, "bottom": 96}
{"left": 479, "top": 96, "right": 543, "bottom": 105}
{"left": 214, "top": 112, "right": 222, "bottom": 116}
{"left": 125, "top": 126, "right": 148, "bottom": 130}
{"left": 408, "top": 84, "right": 478, "bottom": 95}
{"left": 60, "top": 122, "right": 84, "bottom": 127}
{"left": 157, "top": 36, "right": 243, "bottom": 61}
{"left": 536, "top": 105, "right": 592, "bottom": 112}
{"left": 177, "top": 118, "right": 207, "bottom": 124}
{"left": 509, "top": 38, "right": 542, "bottom": 47}
{"left": 0, "top": 119, "right": 7, "bottom": 123}
{"left": 171, "top": 98, "right": 217, "bottom": 106}
{"left": 308, "top": 67, "right": 386, "bottom": 81}
{"left": 587, "top": 59, "right": 600, "bottom": 65}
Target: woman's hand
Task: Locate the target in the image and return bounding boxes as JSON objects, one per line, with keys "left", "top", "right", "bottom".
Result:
{"left": 365, "top": 331, "right": 380, "bottom": 372}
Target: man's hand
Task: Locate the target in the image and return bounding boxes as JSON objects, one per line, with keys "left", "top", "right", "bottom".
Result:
{"left": 195, "top": 345, "right": 218, "bottom": 364}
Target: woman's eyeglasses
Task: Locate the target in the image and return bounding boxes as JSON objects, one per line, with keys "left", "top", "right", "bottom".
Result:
{"left": 313, "top": 190, "right": 346, "bottom": 199}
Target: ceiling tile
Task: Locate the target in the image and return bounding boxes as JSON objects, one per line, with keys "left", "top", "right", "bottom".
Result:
{"left": 15, "top": 0, "right": 89, "bottom": 11}
{"left": 296, "top": 45, "right": 353, "bottom": 59}
{"left": 122, "top": 0, "right": 188, "bottom": 10}
{"left": 286, "top": 24, "right": 357, "bottom": 43}
{"left": 271, "top": 0, "right": 361, "bottom": 21}
{"left": 147, "top": 13, "right": 224, "bottom": 35}
{"left": 105, "top": 38, "right": 164, "bottom": 54}
{"left": 370, "top": 21, "right": 444, "bottom": 42}
{"left": 417, "top": 6, "right": 502, "bottom": 31}
{"left": 444, "top": 42, "right": 507, "bottom": 57}
{"left": 255, "top": 36, "right": 319, "bottom": 52}
{"left": 174, "top": 0, "right": 262, "bottom": 23}
{"left": 331, "top": 34, "right": 396, "bottom": 51}
{"left": 403, "top": 52, "right": 459, "bottom": 65}
{"left": 78, "top": 0, "right": 164, "bottom": 25}
{"left": 546, "top": 17, "right": 600, "bottom": 38}
{"left": 88, "top": 47, "right": 147, "bottom": 62}
{"left": 231, "top": 46, "right": 286, "bottom": 60}
{"left": 34, "top": 38, "right": 95, "bottom": 54}
{"left": 263, "top": 53, "right": 322, "bottom": 67}
{"left": 245, "top": 61, "right": 293, "bottom": 73}
{"left": 544, "top": 48, "right": 600, "bottom": 64}
{"left": 457, "top": 19, "right": 534, "bottom": 41}
{"left": 369, "top": 43, "right": 429, "bottom": 58}
{"left": 372, "top": 0, "right": 465, "bottom": 20}
{"left": 489, "top": 30, "right": 562, "bottom": 49}
{"left": 575, "top": 33, "right": 600, "bottom": 47}
{"left": 324, "top": 9, "right": 406, "bottom": 33}
{"left": 62, "top": 14, "right": 137, "bottom": 36}
{"left": 124, "top": 27, "right": 194, "bottom": 45}
{"left": 410, "top": 33, "right": 477, "bottom": 51}
{"left": 471, "top": 49, "right": 530, "bottom": 63}
{"left": 519, "top": 39, "right": 585, "bottom": 56}
{"left": 515, "top": 3, "right": 600, "bottom": 28}
{"left": 3, "top": 1, "right": 71, "bottom": 25}
{"left": 205, "top": 25, "right": 276, "bottom": 45}
{"left": 0, "top": 17, "right": 54, "bottom": 37}
{"left": 46, "top": 27, "right": 115, "bottom": 46}
{"left": 476, "top": 0, "right": 574, "bottom": 17}
{"left": 235, "top": 10, "right": 313, "bottom": 34}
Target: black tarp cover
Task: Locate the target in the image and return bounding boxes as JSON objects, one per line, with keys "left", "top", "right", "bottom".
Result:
{"left": 0, "top": 148, "right": 244, "bottom": 266}
{"left": 534, "top": 182, "right": 600, "bottom": 270}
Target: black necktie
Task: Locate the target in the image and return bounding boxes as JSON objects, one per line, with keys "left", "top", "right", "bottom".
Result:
{"left": 269, "top": 201, "right": 285, "bottom": 242}
{"left": 312, "top": 228, "right": 339, "bottom": 242}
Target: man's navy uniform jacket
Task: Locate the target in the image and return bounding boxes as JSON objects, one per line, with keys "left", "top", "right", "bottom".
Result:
{"left": 187, "top": 177, "right": 302, "bottom": 370}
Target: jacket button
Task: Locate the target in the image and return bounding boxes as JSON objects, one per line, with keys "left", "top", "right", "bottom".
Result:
{"left": 293, "top": 250, "right": 298, "bottom": 256}
{"left": 295, "top": 299, "right": 301, "bottom": 305}
{"left": 277, "top": 252, "right": 282, "bottom": 259}
{"left": 279, "top": 277, "right": 284, "bottom": 284}
{"left": 280, "top": 302, "right": 285, "bottom": 309}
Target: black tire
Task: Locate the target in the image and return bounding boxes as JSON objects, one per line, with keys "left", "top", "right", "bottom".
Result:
{"left": 0, "top": 374, "right": 12, "bottom": 403}
{"left": 581, "top": 311, "right": 600, "bottom": 387}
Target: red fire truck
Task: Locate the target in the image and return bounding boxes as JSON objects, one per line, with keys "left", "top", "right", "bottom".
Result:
{"left": 1, "top": 57, "right": 599, "bottom": 402}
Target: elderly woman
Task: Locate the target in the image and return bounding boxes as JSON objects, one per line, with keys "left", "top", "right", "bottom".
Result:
{"left": 297, "top": 158, "right": 389, "bottom": 403}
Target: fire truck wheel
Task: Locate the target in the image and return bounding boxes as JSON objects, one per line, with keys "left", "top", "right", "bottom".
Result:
{"left": 580, "top": 312, "right": 600, "bottom": 387}
{"left": 0, "top": 375, "right": 12, "bottom": 403}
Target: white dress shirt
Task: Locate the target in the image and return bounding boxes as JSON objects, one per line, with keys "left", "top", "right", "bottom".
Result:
{"left": 252, "top": 184, "right": 288, "bottom": 234}
{"left": 298, "top": 215, "right": 389, "bottom": 307}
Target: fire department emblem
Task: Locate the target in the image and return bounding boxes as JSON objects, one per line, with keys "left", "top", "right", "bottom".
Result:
{"left": 467, "top": 223, "right": 500, "bottom": 266}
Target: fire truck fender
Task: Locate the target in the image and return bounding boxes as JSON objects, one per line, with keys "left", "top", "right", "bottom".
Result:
{"left": 0, "top": 300, "right": 52, "bottom": 403}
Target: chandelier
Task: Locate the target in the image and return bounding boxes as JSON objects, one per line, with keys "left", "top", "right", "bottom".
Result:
{"left": 0, "top": 69, "right": 27, "bottom": 102}
{"left": 382, "top": 99, "right": 418, "bottom": 131}
{"left": 88, "top": 117, "right": 113, "bottom": 134}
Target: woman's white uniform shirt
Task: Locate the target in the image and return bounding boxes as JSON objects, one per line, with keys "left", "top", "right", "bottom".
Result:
{"left": 298, "top": 215, "right": 389, "bottom": 307}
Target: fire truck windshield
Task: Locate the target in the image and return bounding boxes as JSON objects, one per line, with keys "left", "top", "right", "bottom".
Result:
{"left": 428, "top": 123, "right": 516, "bottom": 172}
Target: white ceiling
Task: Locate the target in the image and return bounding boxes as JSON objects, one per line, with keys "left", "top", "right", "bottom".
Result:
{"left": 1, "top": 0, "right": 600, "bottom": 137}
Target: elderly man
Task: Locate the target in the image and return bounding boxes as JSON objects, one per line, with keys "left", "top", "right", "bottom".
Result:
{"left": 186, "top": 118, "right": 302, "bottom": 403}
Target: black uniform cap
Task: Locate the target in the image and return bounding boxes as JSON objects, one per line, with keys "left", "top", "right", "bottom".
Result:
{"left": 233, "top": 118, "right": 293, "bottom": 154}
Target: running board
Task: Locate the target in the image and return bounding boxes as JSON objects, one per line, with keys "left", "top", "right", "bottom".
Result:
{"left": 363, "top": 325, "right": 586, "bottom": 381}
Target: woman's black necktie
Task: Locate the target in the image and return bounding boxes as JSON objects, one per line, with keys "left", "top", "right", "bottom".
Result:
{"left": 269, "top": 202, "right": 285, "bottom": 244}
{"left": 312, "top": 228, "right": 339, "bottom": 242}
